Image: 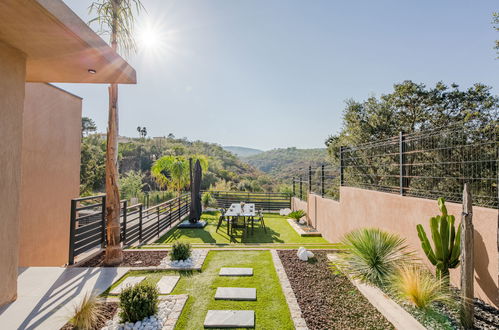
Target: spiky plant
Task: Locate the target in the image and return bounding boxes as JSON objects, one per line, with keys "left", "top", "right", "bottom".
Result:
{"left": 389, "top": 264, "right": 452, "bottom": 309}
{"left": 338, "top": 228, "right": 414, "bottom": 286}
{"left": 416, "top": 197, "right": 461, "bottom": 282}
{"left": 288, "top": 210, "right": 306, "bottom": 222}
{"left": 68, "top": 292, "right": 105, "bottom": 329}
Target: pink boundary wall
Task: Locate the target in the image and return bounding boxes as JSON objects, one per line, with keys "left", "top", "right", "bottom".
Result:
{"left": 292, "top": 186, "right": 499, "bottom": 308}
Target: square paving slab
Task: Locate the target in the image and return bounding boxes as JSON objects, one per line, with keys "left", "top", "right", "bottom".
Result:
{"left": 215, "top": 287, "right": 257, "bottom": 301}
{"left": 156, "top": 275, "right": 180, "bottom": 294}
{"left": 109, "top": 276, "right": 145, "bottom": 295}
{"left": 204, "top": 310, "right": 255, "bottom": 328}
{"left": 219, "top": 267, "right": 253, "bottom": 276}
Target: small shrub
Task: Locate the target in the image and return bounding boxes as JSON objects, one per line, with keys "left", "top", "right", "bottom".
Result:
{"left": 389, "top": 264, "right": 452, "bottom": 309}
{"left": 68, "top": 292, "right": 105, "bottom": 329}
{"left": 201, "top": 192, "right": 215, "bottom": 209}
{"left": 119, "top": 281, "right": 158, "bottom": 323}
{"left": 288, "top": 210, "right": 306, "bottom": 222}
{"left": 171, "top": 241, "right": 192, "bottom": 261}
{"left": 337, "top": 228, "right": 414, "bottom": 286}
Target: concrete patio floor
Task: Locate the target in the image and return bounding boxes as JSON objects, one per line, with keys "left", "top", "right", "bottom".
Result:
{"left": 0, "top": 267, "right": 129, "bottom": 329}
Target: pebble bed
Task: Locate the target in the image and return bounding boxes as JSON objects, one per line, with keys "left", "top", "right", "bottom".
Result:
{"left": 102, "top": 295, "right": 188, "bottom": 330}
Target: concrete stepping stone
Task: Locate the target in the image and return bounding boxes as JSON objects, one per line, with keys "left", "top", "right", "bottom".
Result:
{"left": 156, "top": 275, "right": 180, "bottom": 294}
{"left": 204, "top": 310, "right": 255, "bottom": 328}
{"left": 219, "top": 267, "right": 253, "bottom": 276}
{"left": 215, "top": 287, "right": 256, "bottom": 301}
{"left": 110, "top": 276, "right": 145, "bottom": 295}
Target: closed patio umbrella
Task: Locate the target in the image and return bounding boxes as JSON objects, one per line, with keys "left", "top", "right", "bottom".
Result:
{"left": 189, "top": 159, "right": 202, "bottom": 223}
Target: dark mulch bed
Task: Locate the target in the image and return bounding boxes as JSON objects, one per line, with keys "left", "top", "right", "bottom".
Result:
{"left": 77, "top": 250, "right": 167, "bottom": 267}
{"left": 278, "top": 250, "right": 394, "bottom": 330}
{"left": 61, "top": 302, "right": 118, "bottom": 330}
{"left": 473, "top": 298, "right": 499, "bottom": 329}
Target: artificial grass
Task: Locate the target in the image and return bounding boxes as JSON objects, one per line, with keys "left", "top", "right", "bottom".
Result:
{"left": 156, "top": 212, "right": 329, "bottom": 245}
{"left": 104, "top": 251, "right": 294, "bottom": 329}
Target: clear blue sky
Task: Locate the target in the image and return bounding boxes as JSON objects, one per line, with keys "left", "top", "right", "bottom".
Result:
{"left": 59, "top": 0, "right": 498, "bottom": 150}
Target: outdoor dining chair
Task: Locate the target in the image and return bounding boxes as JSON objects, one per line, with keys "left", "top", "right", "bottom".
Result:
{"left": 216, "top": 208, "right": 227, "bottom": 233}
{"left": 230, "top": 215, "right": 247, "bottom": 238}
{"left": 250, "top": 210, "right": 267, "bottom": 234}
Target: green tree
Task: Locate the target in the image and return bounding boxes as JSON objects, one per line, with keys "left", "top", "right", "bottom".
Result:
{"left": 81, "top": 117, "right": 97, "bottom": 137}
{"left": 151, "top": 155, "right": 208, "bottom": 195}
{"left": 120, "top": 170, "right": 145, "bottom": 200}
{"left": 80, "top": 135, "right": 106, "bottom": 194}
{"left": 89, "top": 0, "right": 144, "bottom": 265}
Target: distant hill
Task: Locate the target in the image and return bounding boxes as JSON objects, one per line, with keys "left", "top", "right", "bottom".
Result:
{"left": 242, "top": 147, "right": 330, "bottom": 183}
{"left": 223, "top": 146, "right": 263, "bottom": 157}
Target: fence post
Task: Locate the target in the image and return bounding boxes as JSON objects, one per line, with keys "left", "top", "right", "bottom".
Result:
{"left": 145, "top": 192, "right": 149, "bottom": 208}
{"left": 69, "top": 199, "right": 77, "bottom": 265}
{"left": 178, "top": 196, "right": 181, "bottom": 219}
{"left": 157, "top": 206, "right": 160, "bottom": 237}
{"left": 138, "top": 204, "right": 143, "bottom": 243}
{"left": 101, "top": 196, "right": 106, "bottom": 248}
{"left": 399, "top": 131, "right": 406, "bottom": 195}
{"left": 122, "top": 200, "right": 128, "bottom": 244}
{"left": 339, "top": 146, "right": 344, "bottom": 186}
{"left": 308, "top": 166, "right": 312, "bottom": 193}
{"left": 321, "top": 164, "right": 325, "bottom": 198}
{"left": 292, "top": 177, "right": 295, "bottom": 197}
{"left": 299, "top": 176, "right": 303, "bottom": 200}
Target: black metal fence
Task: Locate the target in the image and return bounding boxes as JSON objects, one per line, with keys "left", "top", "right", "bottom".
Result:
{"left": 69, "top": 193, "right": 190, "bottom": 264}
{"left": 292, "top": 125, "right": 498, "bottom": 209}
{"left": 291, "top": 165, "right": 340, "bottom": 201}
{"left": 209, "top": 191, "right": 291, "bottom": 211}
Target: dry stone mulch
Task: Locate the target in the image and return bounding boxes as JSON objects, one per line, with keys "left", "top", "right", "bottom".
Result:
{"left": 473, "top": 298, "right": 499, "bottom": 329}
{"left": 278, "top": 250, "right": 394, "bottom": 330}
{"left": 78, "top": 250, "right": 167, "bottom": 267}
{"left": 61, "top": 302, "right": 118, "bottom": 330}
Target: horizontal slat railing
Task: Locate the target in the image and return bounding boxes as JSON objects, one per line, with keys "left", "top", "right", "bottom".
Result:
{"left": 208, "top": 191, "right": 291, "bottom": 211}
{"left": 69, "top": 193, "right": 191, "bottom": 265}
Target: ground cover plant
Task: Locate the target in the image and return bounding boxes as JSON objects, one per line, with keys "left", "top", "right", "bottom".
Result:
{"left": 157, "top": 212, "right": 328, "bottom": 244}
{"left": 104, "top": 250, "right": 293, "bottom": 329}
{"left": 278, "top": 250, "right": 393, "bottom": 329}
{"left": 288, "top": 210, "right": 306, "bottom": 222}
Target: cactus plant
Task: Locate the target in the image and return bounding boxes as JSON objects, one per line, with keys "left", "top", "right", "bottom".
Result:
{"left": 416, "top": 197, "right": 461, "bottom": 282}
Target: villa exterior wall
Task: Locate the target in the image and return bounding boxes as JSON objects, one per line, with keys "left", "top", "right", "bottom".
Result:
{"left": 292, "top": 186, "right": 499, "bottom": 307}
{"left": 18, "top": 83, "right": 82, "bottom": 267}
{"left": 0, "top": 40, "right": 27, "bottom": 306}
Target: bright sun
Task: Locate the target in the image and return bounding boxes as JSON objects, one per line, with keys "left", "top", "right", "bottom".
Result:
{"left": 136, "top": 17, "right": 176, "bottom": 61}
{"left": 138, "top": 25, "right": 161, "bottom": 50}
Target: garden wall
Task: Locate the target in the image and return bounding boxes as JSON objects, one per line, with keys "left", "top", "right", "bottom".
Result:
{"left": 292, "top": 186, "right": 499, "bottom": 308}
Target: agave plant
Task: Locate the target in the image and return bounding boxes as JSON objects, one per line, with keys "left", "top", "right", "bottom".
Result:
{"left": 389, "top": 264, "right": 452, "bottom": 309}
{"left": 337, "top": 228, "right": 414, "bottom": 286}
{"left": 288, "top": 210, "right": 306, "bottom": 222}
{"left": 416, "top": 197, "right": 461, "bottom": 282}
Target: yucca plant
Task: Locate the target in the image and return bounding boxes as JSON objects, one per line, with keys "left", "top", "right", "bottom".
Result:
{"left": 337, "top": 228, "right": 414, "bottom": 286}
{"left": 288, "top": 210, "right": 306, "bottom": 222}
{"left": 416, "top": 197, "right": 461, "bottom": 282}
{"left": 68, "top": 292, "right": 105, "bottom": 329}
{"left": 389, "top": 264, "right": 452, "bottom": 309}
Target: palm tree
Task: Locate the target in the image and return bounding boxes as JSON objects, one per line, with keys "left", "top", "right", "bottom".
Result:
{"left": 89, "top": 0, "right": 144, "bottom": 265}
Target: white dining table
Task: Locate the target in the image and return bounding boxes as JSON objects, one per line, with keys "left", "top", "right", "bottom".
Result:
{"left": 225, "top": 203, "right": 256, "bottom": 217}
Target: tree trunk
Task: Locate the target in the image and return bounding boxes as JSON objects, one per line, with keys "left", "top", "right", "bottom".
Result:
{"left": 104, "top": 83, "right": 123, "bottom": 266}
{"left": 460, "top": 183, "right": 474, "bottom": 328}
{"left": 104, "top": 0, "right": 123, "bottom": 266}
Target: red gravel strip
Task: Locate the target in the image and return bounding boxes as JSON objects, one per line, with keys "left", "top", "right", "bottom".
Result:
{"left": 77, "top": 250, "right": 167, "bottom": 267}
{"left": 61, "top": 302, "right": 118, "bottom": 330}
{"left": 278, "top": 250, "right": 394, "bottom": 330}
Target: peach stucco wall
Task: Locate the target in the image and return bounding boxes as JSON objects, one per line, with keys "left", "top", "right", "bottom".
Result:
{"left": 0, "top": 40, "right": 26, "bottom": 306}
{"left": 18, "top": 83, "right": 82, "bottom": 267}
{"left": 292, "top": 187, "right": 499, "bottom": 307}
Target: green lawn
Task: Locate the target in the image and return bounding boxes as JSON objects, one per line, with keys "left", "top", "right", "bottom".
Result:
{"left": 155, "top": 212, "right": 329, "bottom": 244}
{"left": 106, "top": 251, "right": 294, "bottom": 329}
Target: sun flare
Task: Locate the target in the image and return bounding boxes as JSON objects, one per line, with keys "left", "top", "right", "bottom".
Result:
{"left": 136, "top": 17, "right": 176, "bottom": 61}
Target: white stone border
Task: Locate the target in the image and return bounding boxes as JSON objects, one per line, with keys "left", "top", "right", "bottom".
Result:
{"left": 327, "top": 254, "right": 424, "bottom": 330}
{"left": 105, "top": 294, "right": 188, "bottom": 330}
{"left": 286, "top": 219, "right": 322, "bottom": 237}
{"left": 135, "top": 249, "right": 208, "bottom": 271}
{"left": 270, "top": 250, "right": 308, "bottom": 330}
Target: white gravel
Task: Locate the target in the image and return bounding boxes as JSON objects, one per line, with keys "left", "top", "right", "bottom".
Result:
{"left": 102, "top": 300, "right": 175, "bottom": 330}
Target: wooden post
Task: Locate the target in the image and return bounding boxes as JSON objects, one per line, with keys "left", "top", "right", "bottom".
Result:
{"left": 460, "top": 183, "right": 474, "bottom": 328}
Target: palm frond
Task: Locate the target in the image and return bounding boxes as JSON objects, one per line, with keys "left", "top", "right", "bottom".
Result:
{"left": 89, "top": 0, "right": 145, "bottom": 57}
